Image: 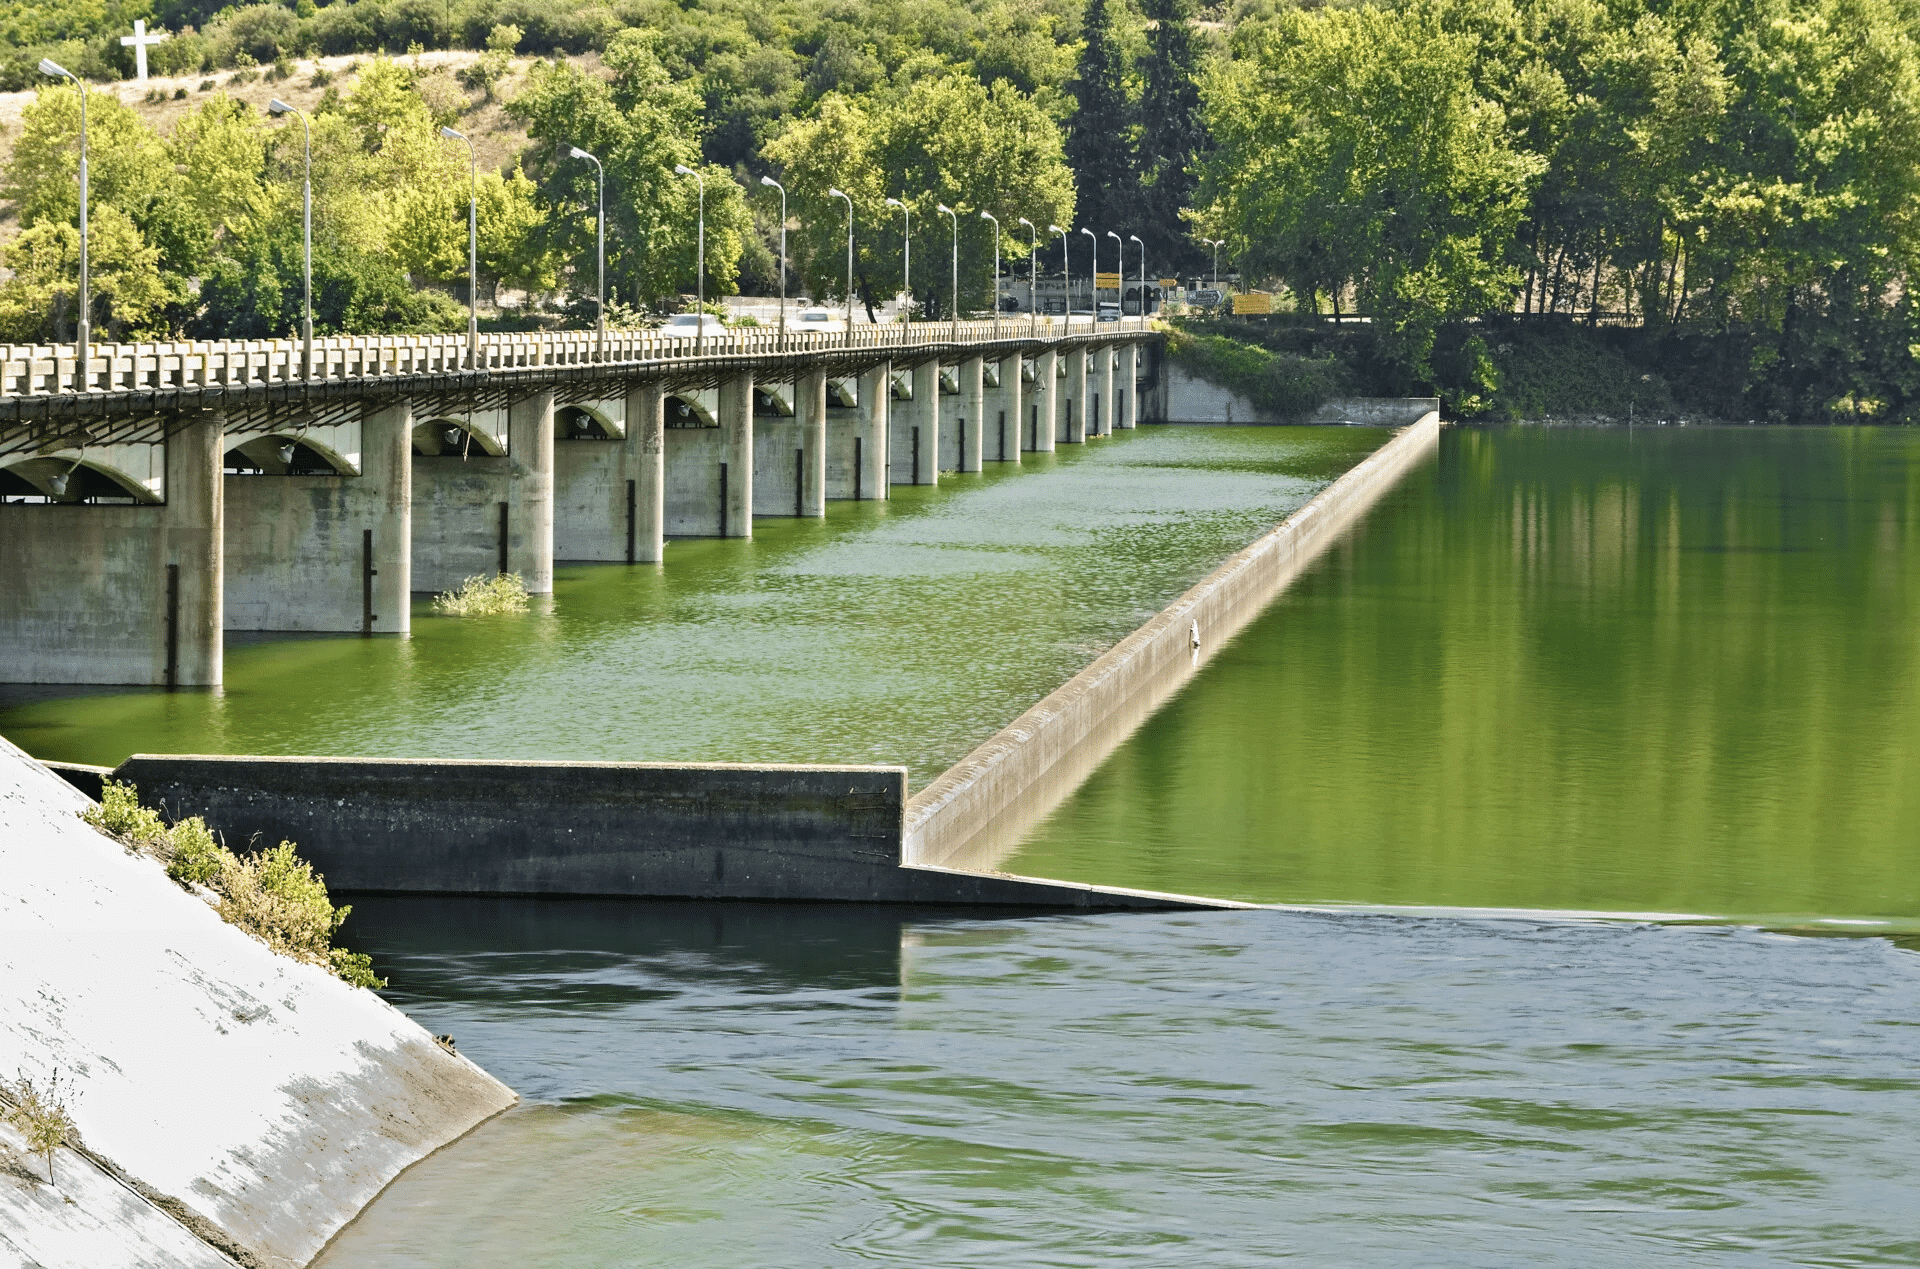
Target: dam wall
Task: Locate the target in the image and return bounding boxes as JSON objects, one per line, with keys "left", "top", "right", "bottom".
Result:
{"left": 903, "top": 410, "right": 1443, "bottom": 873}
{"left": 115, "top": 755, "right": 1227, "bottom": 909}
{"left": 0, "top": 736, "right": 517, "bottom": 1268}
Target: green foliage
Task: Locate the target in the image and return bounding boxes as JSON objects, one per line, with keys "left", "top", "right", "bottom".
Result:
{"left": 1199, "top": 6, "right": 1542, "bottom": 379}
{"left": 1165, "top": 325, "right": 1356, "bottom": 419}
{"left": 3, "top": 1070, "right": 77, "bottom": 1186}
{"left": 1065, "top": 0, "right": 1134, "bottom": 262}
{"left": 81, "top": 778, "right": 165, "bottom": 850}
{"left": 77, "top": 780, "right": 384, "bottom": 989}
{"left": 433, "top": 571, "right": 530, "bottom": 615}
{"left": 763, "top": 70, "right": 1073, "bottom": 313}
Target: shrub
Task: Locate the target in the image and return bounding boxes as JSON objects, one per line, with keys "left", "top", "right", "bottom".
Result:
{"left": 3, "top": 1070, "right": 76, "bottom": 1185}
{"left": 433, "top": 571, "right": 530, "bottom": 615}
{"left": 1165, "top": 326, "right": 1355, "bottom": 419}
{"left": 78, "top": 781, "right": 384, "bottom": 989}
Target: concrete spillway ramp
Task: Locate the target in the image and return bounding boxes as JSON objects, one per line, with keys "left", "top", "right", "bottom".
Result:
{"left": 0, "top": 737, "right": 517, "bottom": 1268}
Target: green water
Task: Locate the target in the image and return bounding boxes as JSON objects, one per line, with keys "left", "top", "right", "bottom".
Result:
{"left": 1007, "top": 426, "right": 1920, "bottom": 928}
{"left": 0, "top": 427, "right": 1382, "bottom": 789}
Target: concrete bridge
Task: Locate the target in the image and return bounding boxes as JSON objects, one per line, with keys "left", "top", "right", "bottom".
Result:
{"left": 0, "top": 318, "right": 1161, "bottom": 686}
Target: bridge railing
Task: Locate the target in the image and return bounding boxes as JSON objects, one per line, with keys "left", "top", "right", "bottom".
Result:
{"left": 0, "top": 316, "right": 1150, "bottom": 399}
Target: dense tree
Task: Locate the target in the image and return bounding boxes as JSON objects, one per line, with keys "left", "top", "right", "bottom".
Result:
{"left": 1199, "top": 6, "right": 1542, "bottom": 378}
{"left": 1136, "top": 0, "right": 1207, "bottom": 275}
{"left": 1064, "top": 0, "right": 1135, "bottom": 271}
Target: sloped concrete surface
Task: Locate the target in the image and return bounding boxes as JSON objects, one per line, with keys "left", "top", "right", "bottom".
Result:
{"left": 0, "top": 736, "right": 516, "bottom": 1267}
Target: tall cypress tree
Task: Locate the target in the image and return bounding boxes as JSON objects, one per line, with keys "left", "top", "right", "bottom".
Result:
{"left": 1137, "top": 0, "right": 1205, "bottom": 273}
{"left": 1065, "top": 0, "right": 1136, "bottom": 275}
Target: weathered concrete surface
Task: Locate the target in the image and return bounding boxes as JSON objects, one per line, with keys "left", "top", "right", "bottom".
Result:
{"left": 1164, "top": 363, "right": 1439, "bottom": 427}
{"left": 0, "top": 1120, "right": 238, "bottom": 1269}
{"left": 115, "top": 755, "right": 1238, "bottom": 909}
{"left": 0, "top": 737, "right": 517, "bottom": 1268}
{"left": 905, "top": 411, "right": 1443, "bottom": 873}
{"left": 223, "top": 403, "right": 410, "bottom": 633}
{"left": 0, "top": 412, "right": 223, "bottom": 685}
{"left": 410, "top": 391, "right": 554, "bottom": 593}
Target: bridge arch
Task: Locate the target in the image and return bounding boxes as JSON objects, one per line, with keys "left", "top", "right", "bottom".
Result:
{"left": 555, "top": 404, "right": 619, "bottom": 441}
{"left": 224, "top": 433, "right": 357, "bottom": 476}
{"left": 0, "top": 453, "right": 162, "bottom": 504}
{"left": 826, "top": 378, "right": 857, "bottom": 409}
{"left": 413, "top": 416, "right": 508, "bottom": 457}
{"left": 664, "top": 393, "right": 717, "bottom": 429}
{"left": 753, "top": 384, "right": 795, "bottom": 417}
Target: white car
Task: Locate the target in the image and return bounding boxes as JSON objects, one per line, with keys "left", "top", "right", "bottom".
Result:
{"left": 792, "top": 307, "right": 845, "bottom": 333}
{"left": 663, "top": 313, "right": 726, "bottom": 335}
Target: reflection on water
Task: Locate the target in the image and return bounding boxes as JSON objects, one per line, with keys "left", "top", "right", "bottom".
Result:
{"left": 1008, "top": 427, "right": 1920, "bottom": 924}
{"left": 319, "top": 898, "right": 1920, "bottom": 1267}
{"left": 0, "top": 428, "right": 1381, "bottom": 791}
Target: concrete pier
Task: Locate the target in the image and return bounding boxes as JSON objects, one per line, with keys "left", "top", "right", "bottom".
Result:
{"left": 720, "top": 373, "right": 753, "bottom": 537}
{"left": 1121, "top": 345, "right": 1138, "bottom": 428}
{"left": 988, "top": 358, "right": 1023, "bottom": 463}
{"left": 1032, "top": 349, "right": 1059, "bottom": 453}
{"left": 895, "top": 361, "right": 940, "bottom": 486}
{"left": 224, "top": 402, "right": 411, "bottom": 632}
{"left": 552, "top": 391, "right": 665, "bottom": 565}
{"left": 0, "top": 411, "right": 223, "bottom": 685}
{"left": 1059, "top": 348, "right": 1086, "bottom": 444}
{"left": 799, "top": 370, "right": 827, "bottom": 515}
{"left": 412, "top": 390, "right": 555, "bottom": 593}
{"left": 960, "top": 356, "right": 985, "bottom": 473}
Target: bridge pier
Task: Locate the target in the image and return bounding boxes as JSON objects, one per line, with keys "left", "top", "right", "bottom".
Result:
{"left": 720, "top": 373, "right": 753, "bottom": 536}
{"left": 894, "top": 361, "right": 939, "bottom": 486}
{"left": 1120, "top": 344, "right": 1138, "bottom": 428}
{"left": 1098, "top": 347, "right": 1116, "bottom": 437}
{"left": 1031, "top": 350, "right": 1058, "bottom": 453}
{"left": 1061, "top": 348, "right": 1088, "bottom": 444}
{"left": 412, "top": 390, "right": 555, "bottom": 593}
{"left": 985, "top": 358, "right": 1021, "bottom": 463}
{"left": 224, "top": 402, "right": 411, "bottom": 633}
{"left": 0, "top": 411, "right": 224, "bottom": 685}
{"left": 960, "top": 356, "right": 985, "bottom": 473}
{"left": 855, "top": 362, "right": 890, "bottom": 498}
{"left": 799, "top": 370, "right": 827, "bottom": 516}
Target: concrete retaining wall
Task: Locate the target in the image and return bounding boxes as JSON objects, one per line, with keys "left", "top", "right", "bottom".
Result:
{"left": 1163, "top": 363, "right": 1438, "bottom": 427}
{"left": 0, "top": 737, "right": 516, "bottom": 1268}
{"left": 904, "top": 411, "right": 1443, "bottom": 872}
{"left": 116, "top": 754, "right": 1219, "bottom": 908}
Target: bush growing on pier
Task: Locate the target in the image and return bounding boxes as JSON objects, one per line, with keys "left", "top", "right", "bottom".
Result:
{"left": 81, "top": 780, "right": 385, "bottom": 989}
{"left": 433, "top": 571, "right": 530, "bottom": 616}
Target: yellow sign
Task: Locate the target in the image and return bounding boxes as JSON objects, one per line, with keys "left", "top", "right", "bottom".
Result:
{"left": 1160, "top": 277, "right": 1178, "bottom": 290}
{"left": 1233, "top": 291, "right": 1273, "bottom": 314}
{"left": 1094, "top": 272, "right": 1122, "bottom": 289}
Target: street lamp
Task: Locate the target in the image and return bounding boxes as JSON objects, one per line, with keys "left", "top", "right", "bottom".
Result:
{"left": 41, "top": 59, "right": 87, "bottom": 391}
{"left": 1050, "top": 225, "right": 1068, "bottom": 329}
{"left": 1107, "top": 230, "right": 1122, "bottom": 326}
{"left": 269, "top": 100, "right": 313, "bottom": 378}
{"left": 936, "top": 203, "right": 958, "bottom": 339}
{"left": 980, "top": 210, "right": 1000, "bottom": 338}
{"left": 439, "top": 126, "right": 478, "bottom": 367}
{"left": 1079, "top": 227, "right": 1097, "bottom": 327}
{"left": 568, "top": 145, "right": 605, "bottom": 359}
{"left": 885, "top": 197, "right": 911, "bottom": 321}
{"left": 1129, "top": 233, "right": 1145, "bottom": 325}
{"left": 672, "top": 163, "right": 708, "bottom": 355}
{"left": 1202, "top": 237, "right": 1224, "bottom": 295}
{"left": 760, "top": 175, "right": 786, "bottom": 346}
{"left": 828, "top": 187, "right": 853, "bottom": 341}
{"left": 1017, "top": 216, "right": 1039, "bottom": 336}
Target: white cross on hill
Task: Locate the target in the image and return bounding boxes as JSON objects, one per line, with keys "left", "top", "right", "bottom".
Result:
{"left": 120, "top": 20, "right": 167, "bottom": 83}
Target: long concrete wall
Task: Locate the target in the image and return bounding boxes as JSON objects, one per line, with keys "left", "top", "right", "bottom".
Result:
{"left": 118, "top": 754, "right": 1224, "bottom": 908}
{"left": 1164, "top": 362, "right": 1439, "bottom": 427}
{"left": 0, "top": 737, "right": 516, "bottom": 1268}
{"left": 903, "top": 411, "right": 1443, "bottom": 872}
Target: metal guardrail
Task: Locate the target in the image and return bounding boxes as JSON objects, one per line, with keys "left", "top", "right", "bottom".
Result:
{"left": 0, "top": 316, "right": 1154, "bottom": 399}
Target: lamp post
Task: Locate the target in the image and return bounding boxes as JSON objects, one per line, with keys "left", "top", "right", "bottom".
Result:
{"left": 439, "top": 126, "right": 478, "bottom": 367}
{"left": 1017, "top": 217, "right": 1039, "bottom": 336}
{"left": 760, "top": 175, "right": 786, "bottom": 346}
{"left": 1050, "top": 225, "right": 1067, "bottom": 329}
{"left": 672, "top": 163, "right": 706, "bottom": 354}
{"left": 567, "top": 145, "right": 605, "bottom": 359}
{"left": 828, "top": 187, "right": 853, "bottom": 343}
{"left": 980, "top": 210, "right": 1000, "bottom": 338}
{"left": 1129, "top": 234, "right": 1146, "bottom": 326}
{"left": 269, "top": 100, "right": 313, "bottom": 377}
{"left": 884, "top": 197, "right": 911, "bottom": 322}
{"left": 1079, "top": 228, "right": 1097, "bottom": 326}
{"left": 40, "top": 59, "right": 87, "bottom": 391}
{"left": 936, "top": 203, "right": 958, "bottom": 339}
{"left": 1106, "top": 230, "right": 1122, "bottom": 324}
{"left": 1203, "top": 237, "right": 1223, "bottom": 296}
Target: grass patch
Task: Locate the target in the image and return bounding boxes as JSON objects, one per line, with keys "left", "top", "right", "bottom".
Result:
{"left": 433, "top": 572, "right": 529, "bottom": 616}
{"left": 1164, "top": 326, "right": 1355, "bottom": 419}
{"left": 82, "top": 781, "right": 384, "bottom": 990}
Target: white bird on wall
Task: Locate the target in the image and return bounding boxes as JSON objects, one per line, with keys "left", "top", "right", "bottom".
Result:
{"left": 1190, "top": 620, "right": 1201, "bottom": 650}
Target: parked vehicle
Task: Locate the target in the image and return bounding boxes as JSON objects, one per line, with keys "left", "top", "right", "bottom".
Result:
{"left": 663, "top": 313, "right": 726, "bottom": 335}
{"left": 792, "top": 308, "right": 845, "bottom": 332}
{"left": 1097, "top": 302, "right": 1121, "bottom": 322}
